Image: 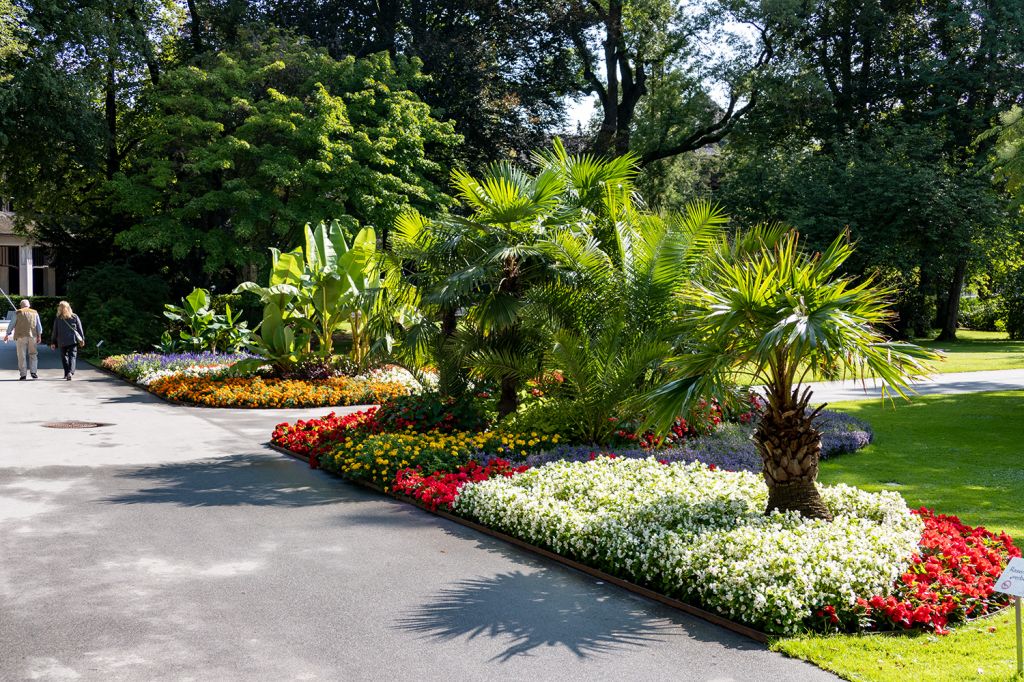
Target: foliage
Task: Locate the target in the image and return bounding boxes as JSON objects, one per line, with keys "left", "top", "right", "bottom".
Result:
{"left": 454, "top": 457, "right": 924, "bottom": 635}
{"left": 0, "top": 296, "right": 61, "bottom": 331}
{"left": 163, "top": 287, "right": 251, "bottom": 352}
{"left": 779, "top": 391, "right": 1024, "bottom": 681}
{"left": 646, "top": 230, "right": 938, "bottom": 518}
{"left": 112, "top": 30, "right": 459, "bottom": 273}
{"left": 236, "top": 220, "right": 387, "bottom": 368}
{"left": 374, "top": 393, "right": 490, "bottom": 434}
{"left": 66, "top": 264, "right": 169, "bottom": 356}
{"left": 979, "top": 105, "right": 1024, "bottom": 203}
{"left": 147, "top": 374, "right": 411, "bottom": 408}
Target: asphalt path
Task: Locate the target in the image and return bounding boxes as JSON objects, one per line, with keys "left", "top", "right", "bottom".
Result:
{"left": 0, "top": 343, "right": 837, "bottom": 681}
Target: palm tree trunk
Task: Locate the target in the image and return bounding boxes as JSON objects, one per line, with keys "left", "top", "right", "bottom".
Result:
{"left": 753, "top": 387, "right": 833, "bottom": 520}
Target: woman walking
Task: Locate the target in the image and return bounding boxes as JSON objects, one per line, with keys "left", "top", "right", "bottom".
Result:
{"left": 50, "top": 301, "right": 85, "bottom": 380}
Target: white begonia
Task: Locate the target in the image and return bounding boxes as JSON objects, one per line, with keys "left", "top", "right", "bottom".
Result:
{"left": 453, "top": 458, "right": 922, "bottom": 635}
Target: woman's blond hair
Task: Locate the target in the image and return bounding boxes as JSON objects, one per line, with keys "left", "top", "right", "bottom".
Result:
{"left": 57, "top": 301, "right": 74, "bottom": 319}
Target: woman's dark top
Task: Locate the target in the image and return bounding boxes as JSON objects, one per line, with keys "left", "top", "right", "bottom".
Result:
{"left": 51, "top": 314, "right": 84, "bottom": 348}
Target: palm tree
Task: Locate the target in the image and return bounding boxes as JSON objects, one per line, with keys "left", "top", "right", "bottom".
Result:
{"left": 391, "top": 141, "right": 641, "bottom": 417}
{"left": 645, "top": 229, "right": 939, "bottom": 520}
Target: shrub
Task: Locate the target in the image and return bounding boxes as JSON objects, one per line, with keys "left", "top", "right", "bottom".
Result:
{"left": 453, "top": 457, "right": 923, "bottom": 634}
{"left": 374, "top": 392, "right": 490, "bottom": 433}
{"left": 3, "top": 296, "right": 61, "bottom": 331}
{"left": 958, "top": 296, "right": 1003, "bottom": 331}
{"left": 66, "top": 264, "right": 169, "bottom": 355}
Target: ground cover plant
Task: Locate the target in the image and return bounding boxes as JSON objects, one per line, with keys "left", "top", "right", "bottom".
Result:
{"left": 771, "top": 391, "right": 1024, "bottom": 681}
{"left": 453, "top": 458, "right": 1017, "bottom": 636}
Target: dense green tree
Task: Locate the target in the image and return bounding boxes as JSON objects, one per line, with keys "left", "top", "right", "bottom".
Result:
{"left": 564, "top": 0, "right": 773, "bottom": 161}
{"left": 715, "top": 0, "right": 1024, "bottom": 340}
{"left": 111, "top": 31, "right": 460, "bottom": 276}
{"left": 0, "top": 0, "right": 174, "bottom": 279}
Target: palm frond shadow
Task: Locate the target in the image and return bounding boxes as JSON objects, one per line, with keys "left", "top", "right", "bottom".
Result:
{"left": 394, "top": 568, "right": 676, "bottom": 662}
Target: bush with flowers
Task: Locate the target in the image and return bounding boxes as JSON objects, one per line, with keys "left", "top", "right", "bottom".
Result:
{"left": 393, "top": 459, "right": 530, "bottom": 510}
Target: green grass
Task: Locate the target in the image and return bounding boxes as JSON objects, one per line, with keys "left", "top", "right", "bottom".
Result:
{"left": 773, "top": 391, "right": 1024, "bottom": 681}
{"left": 734, "top": 330, "right": 1024, "bottom": 386}
{"left": 917, "top": 330, "right": 1024, "bottom": 374}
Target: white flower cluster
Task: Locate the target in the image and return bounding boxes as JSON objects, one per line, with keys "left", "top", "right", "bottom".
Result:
{"left": 453, "top": 457, "right": 922, "bottom": 634}
{"left": 358, "top": 365, "right": 438, "bottom": 392}
{"left": 136, "top": 364, "right": 235, "bottom": 386}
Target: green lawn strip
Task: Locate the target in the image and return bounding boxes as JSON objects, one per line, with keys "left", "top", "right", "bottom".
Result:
{"left": 918, "top": 331, "right": 1024, "bottom": 374}
{"left": 774, "top": 390, "right": 1024, "bottom": 681}
{"left": 773, "top": 613, "right": 1023, "bottom": 682}
{"left": 733, "top": 330, "right": 1024, "bottom": 385}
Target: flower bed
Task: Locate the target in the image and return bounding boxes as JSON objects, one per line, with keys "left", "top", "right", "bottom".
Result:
{"left": 102, "top": 352, "right": 250, "bottom": 384}
{"left": 271, "top": 407, "right": 1017, "bottom": 638}
{"left": 148, "top": 375, "right": 411, "bottom": 408}
{"left": 272, "top": 407, "right": 871, "bottom": 474}
{"left": 102, "top": 352, "right": 424, "bottom": 408}
{"left": 453, "top": 458, "right": 922, "bottom": 634}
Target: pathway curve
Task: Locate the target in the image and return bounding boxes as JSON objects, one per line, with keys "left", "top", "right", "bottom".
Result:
{"left": 799, "top": 368, "right": 1024, "bottom": 404}
{"left": 0, "top": 344, "right": 835, "bottom": 681}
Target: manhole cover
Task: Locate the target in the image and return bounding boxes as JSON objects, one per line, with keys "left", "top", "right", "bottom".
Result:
{"left": 41, "top": 421, "right": 108, "bottom": 429}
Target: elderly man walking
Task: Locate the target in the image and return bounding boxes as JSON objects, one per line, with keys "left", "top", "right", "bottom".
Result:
{"left": 3, "top": 299, "right": 43, "bottom": 380}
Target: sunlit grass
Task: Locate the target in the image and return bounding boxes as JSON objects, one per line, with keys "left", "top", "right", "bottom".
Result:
{"left": 774, "top": 391, "right": 1024, "bottom": 681}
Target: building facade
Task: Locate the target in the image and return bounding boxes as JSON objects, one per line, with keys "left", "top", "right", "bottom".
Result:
{"left": 0, "top": 199, "right": 57, "bottom": 297}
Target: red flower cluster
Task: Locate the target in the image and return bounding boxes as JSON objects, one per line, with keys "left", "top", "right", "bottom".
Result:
{"left": 393, "top": 459, "right": 530, "bottom": 510}
{"left": 852, "top": 508, "right": 1021, "bottom": 634}
{"left": 271, "top": 408, "right": 379, "bottom": 460}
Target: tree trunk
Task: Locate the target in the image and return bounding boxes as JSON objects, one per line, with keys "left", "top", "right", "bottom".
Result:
{"left": 753, "top": 387, "right": 832, "bottom": 520}
{"left": 936, "top": 257, "right": 968, "bottom": 342}
{"left": 497, "top": 375, "right": 519, "bottom": 418}
{"left": 185, "top": 0, "right": 203, "bottom": 54}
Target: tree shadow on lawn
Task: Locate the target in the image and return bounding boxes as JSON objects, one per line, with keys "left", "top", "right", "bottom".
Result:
{"left": 104, "top": 453, "right": 371, "bottom": 507}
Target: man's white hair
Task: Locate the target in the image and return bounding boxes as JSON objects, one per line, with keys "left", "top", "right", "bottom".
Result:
{"left": 18, "top": 299, "right": 29, "bottom": 308}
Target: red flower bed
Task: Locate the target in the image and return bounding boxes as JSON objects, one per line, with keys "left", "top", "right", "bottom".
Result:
{"left": 271, "top": 408, "right": 380, "bottom": 460}
{"left": 393, "top": 459, "right": 529, "bottom": 511}
{"left": 851, "top": 508, "right": 1021, "bottom": 634}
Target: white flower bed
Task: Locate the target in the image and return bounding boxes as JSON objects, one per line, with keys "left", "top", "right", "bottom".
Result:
{"left": 136, "top": 364, "right": 235, "bottom": 386}
{"left": 453, "top": 457, "right": 922, "bottom": 634}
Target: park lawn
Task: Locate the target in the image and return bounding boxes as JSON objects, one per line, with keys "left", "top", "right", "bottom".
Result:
{"left": 918, "top": 330, "right": 1024, "bottom": 374}
{"left": 734, "top": 330, "right": 1024, "bottom": 385}
{"left": 773, "top": 390, "right": 1024, "bottom": 681}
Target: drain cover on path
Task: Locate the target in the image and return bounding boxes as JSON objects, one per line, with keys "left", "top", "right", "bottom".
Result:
{"left": 41, "top": 421, "right": 109, "bottom": 429}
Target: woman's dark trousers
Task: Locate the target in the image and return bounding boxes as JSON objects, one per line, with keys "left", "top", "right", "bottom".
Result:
{"left": 61, "top": 345, "right": 78, "bottom": 376}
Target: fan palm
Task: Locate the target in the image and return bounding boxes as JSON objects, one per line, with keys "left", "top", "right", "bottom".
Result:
{"left": 644, "top": 230, "right": 939, "bottom": 520}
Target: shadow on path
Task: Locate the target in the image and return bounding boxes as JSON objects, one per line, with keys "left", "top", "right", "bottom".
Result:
{"left": 395, "top": 569, "right": 677, "bottom": 662}
{"left": 104, "top": 454, "right": 360, "bottom": 507}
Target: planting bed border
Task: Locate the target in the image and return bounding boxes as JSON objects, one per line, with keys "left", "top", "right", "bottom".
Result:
{"left": 267, "top": 441, "right": 770, "bottom": 643}
{"left": 90, "top": 360, "right": 382, "bottom": 410}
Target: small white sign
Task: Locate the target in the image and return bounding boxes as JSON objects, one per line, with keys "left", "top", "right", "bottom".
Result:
{"left": 995, "top": 557, "right": 1024, "bottom": 598}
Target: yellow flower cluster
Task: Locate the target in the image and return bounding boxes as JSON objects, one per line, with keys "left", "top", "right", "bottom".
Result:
{"left": 320, "top": 430, "right": 561, "bottom": 488}
{"left": 147, "top": 375, "right": 410, "bottom": 408}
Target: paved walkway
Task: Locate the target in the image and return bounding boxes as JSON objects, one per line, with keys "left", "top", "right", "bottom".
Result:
{"left": 0, "top": 344, "right": 835, "bottom": 681}
{"left": 801, "top": 368, "right": 1024, "bottom": 404}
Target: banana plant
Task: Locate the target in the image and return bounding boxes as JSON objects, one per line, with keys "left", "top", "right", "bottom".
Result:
{"left": 235, "top": 219, "right": 384, "bottom": 368}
